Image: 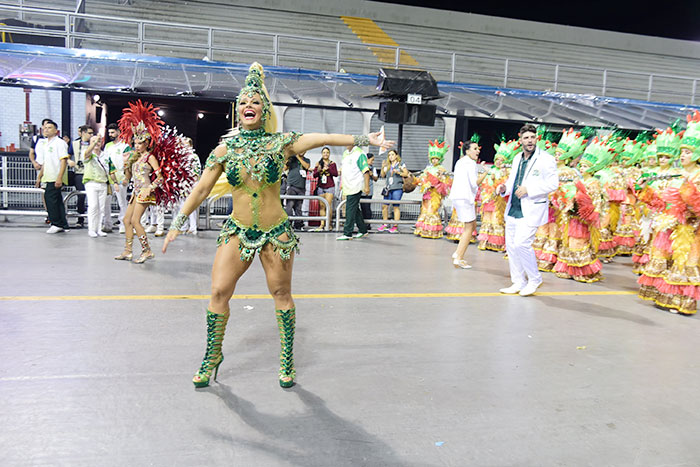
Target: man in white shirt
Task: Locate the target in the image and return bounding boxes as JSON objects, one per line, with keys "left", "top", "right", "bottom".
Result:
{"left": 449, "top": 138, "right": 485, "bottom": 268}
{"left": 337, "top": 145, "right": 370, "bottom": 240}
{"left": 34, "top": 119, "right": 70, "bottom": 233}
{"left": 497, "top": 124, "right": 559, "bottom": 296}
{"left": 102, "top": 123, "right": 130, "bottom": 233}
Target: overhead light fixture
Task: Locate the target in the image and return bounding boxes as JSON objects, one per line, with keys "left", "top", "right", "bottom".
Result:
{"left": 197, "top": 112, "right": 205, "bottom": 119}
{"left": 92, "top": 94, "right": 100, "bottom": 103}
{"left": 157, "top": 110, "right": 165, "bottom": 117}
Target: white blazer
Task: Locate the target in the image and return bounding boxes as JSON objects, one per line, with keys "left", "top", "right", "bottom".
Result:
{"left": 501, "top": 147, "right": 558, "bottom": 227}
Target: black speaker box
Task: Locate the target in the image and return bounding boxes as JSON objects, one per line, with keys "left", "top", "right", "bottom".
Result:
{"left": 377, "top": 69, "right": 439, "bottom": 98}
{"left": 406, "top": 104, "right": 436, "bottom": 126}
{"left": 378, "top": 101, "right": 407, "bottom": 123}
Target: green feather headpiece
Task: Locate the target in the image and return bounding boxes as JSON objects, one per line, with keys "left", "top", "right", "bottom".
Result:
{"left": 655, "top": 126, "right": 682, "bottom": 158}
{"left": 428, "top": 139, "right": 449, "bottom": 163}
{"left": 681, "top": 111, "right": 700, "bottom": 160}
{"left": 556, "top": 127, "right": 591, "bottom": 161}
{"left": 579, "top": 138, "right": 614, "bottom": 173}
{"left": 493, "top": 139, "right": 521, "bottom": 165}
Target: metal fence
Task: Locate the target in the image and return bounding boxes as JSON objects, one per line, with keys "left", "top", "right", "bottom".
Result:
{"left": 0, "top": 4, "right": 698, "bottom": 104}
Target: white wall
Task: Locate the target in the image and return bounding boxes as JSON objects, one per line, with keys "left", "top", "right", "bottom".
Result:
{"left": 0, "top": 87, "right": 87, "bottom": 148}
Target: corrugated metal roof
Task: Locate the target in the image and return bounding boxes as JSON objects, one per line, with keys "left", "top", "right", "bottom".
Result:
{"left": 1, "top": 42, "right": 697, "bottom": 129}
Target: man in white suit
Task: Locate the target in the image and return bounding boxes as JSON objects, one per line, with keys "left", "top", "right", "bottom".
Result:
{"left": 497, "top": 124, "right": 559, "bottom": 296}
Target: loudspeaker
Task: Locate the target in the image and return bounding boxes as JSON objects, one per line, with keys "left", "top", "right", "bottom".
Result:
{"left": 378, "top": 101, "right": 407, "bottom": 123}
{"left": 377, "top": 69, "right": 440, "bottom": 98}
{"left": 406, "top": 104, "right": 436, "bottom": 126}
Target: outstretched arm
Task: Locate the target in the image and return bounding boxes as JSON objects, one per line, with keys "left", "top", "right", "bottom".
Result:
{"left": 285, "top": 128, "right": 394, "bottom": 157}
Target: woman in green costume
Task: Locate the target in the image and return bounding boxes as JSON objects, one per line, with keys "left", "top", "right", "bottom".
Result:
{"left": 163, "top": 63, "right": 392, "bottom": 389}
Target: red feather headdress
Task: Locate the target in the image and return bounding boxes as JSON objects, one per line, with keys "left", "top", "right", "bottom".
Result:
{"left": 118, "top": 100, "right": 163, "bottom": 144}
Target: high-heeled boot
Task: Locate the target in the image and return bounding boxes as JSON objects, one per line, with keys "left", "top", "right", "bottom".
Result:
{"left": 193, "top": 309, "right": 230, "bottom": 388}
{"left": 114, "top": 238, "right": 134, "bottom": 260}
{"left": 276, "top": 308, "right": 296, "bottom": 388}
{"left": 134, "top": 234, "right": 155, "bottom": 263}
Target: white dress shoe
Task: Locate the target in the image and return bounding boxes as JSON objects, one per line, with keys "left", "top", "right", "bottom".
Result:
{"left": 499, "top": 284, "right": 523, "bottom": 294}
{"left": 519, "top": 282, "right": 543, "bottom": 297}
{"left": 453, "top": 259, "right": 472, "bottom": 269}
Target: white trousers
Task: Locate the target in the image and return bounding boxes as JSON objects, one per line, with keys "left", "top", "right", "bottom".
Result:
{"left": 142, "top": 205, "right": 165, "bottom": 228}
{"left": 175, "top": 200, "right": 198, "bottom": 233}
{"left": 85, "top": 181, "right": 107, "bottom": 235}
{"left": 104, "top": 185, "right": 128, "bottom": 228}
{"left": 505, "top": 215, "right": 541, "bottom": 287}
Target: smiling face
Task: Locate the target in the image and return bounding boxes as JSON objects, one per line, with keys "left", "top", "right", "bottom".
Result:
{"left": 658, "top": 154, "right": 671, "bottom": 168}
{"left": 237, "top": 93, "right": 264, "bottom": 130}
{"left": 465, "top": 142, "right": 480, "bottom": 161}
{"left": 321, "top": 147, "right": 331, "bottom": 160}
{"left": 388, "top": 150, "right": 399, "bottom": 163}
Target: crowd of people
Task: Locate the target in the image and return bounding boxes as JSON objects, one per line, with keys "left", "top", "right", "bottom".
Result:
{"left": 26, "top": 62, "right": 700, "bottom": 392}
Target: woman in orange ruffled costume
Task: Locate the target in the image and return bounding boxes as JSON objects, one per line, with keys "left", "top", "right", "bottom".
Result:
{"left": 477, "top": 140, "right": 516, "bottom": 252}
{"left": 637, "top": 124, "right": 689, "bottom": 312}
{"left": 638, "top": 114, "right": 700, "bottom": 315}
{"left": 414, "top": 139, "right": 452, "bottom": 239}
{"left": 550, "top": 141, "right": 604, "bottom": 282}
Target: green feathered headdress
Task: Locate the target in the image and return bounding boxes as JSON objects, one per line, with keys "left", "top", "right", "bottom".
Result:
{"left": 556, "top": 127, "right": 592, "bottom": 161}
{"left": 578, "top": 138, "right": 614, "bottom": 173}
{"left": 493, "top": 139, "right": 521, "bottom": 165}
{"left": 681, "top": 111, "right": 700, "bottom": 161}
{"left": 428, "top": 138, "right": 449, "bottom": 163}
{"left": 655, "top": 124, "right": 682, "bottom": 159}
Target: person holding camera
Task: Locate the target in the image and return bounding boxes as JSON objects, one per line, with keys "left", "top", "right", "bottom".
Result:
{"left": 312, "top": 146, "right": 338, "bottom": 231}
{"left": 83, "top": 133, "right": 119, "bottom": 238}
{"left": 68, "top": 125, "right": 96, "bottom": 228}
{"left": 378, "top": 149, "right": 409, "bottom": 233}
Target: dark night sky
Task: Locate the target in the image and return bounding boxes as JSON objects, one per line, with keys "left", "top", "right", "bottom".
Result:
{"left": 374, "top": 0, "right": 700, "bottom": 42}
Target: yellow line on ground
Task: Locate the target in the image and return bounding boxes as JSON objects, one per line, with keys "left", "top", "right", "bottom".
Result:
{"left": 0, "top": 291, "right": 637, "bottom": 301}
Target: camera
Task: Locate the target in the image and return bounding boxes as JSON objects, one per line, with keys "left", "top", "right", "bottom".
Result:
{"left": 77, "top": 160, "right": 84, "bottom": 169}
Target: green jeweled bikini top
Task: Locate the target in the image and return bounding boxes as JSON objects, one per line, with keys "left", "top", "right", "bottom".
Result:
{"left": 205, "top": 129, "right": 301, "bottom": 229}
{"left": 205, "top": 129, "right": 301, "bottom": 187}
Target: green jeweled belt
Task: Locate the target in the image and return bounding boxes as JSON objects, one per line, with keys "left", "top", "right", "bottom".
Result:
{"left": 217, "top": 215, "right": 300, "bottom": 262}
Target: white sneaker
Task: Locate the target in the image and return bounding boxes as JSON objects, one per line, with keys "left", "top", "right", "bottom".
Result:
{"left": 499, "top": 284, "right": 523, "bottom": 294}
{"left": 519, "top": 282, "right": 543, "bottom": 297}
{"left": 186, "top": 230, "right": 197, "bottom": 236}
{"left": 336, "top": 235, "right": 352, "bottom": 241}
{"left": 97, "top": 230, "right": 108, "bottom": 237}
{"left": 353, "top": 232, "right": 368, "bottom": 239}
{"left": 146, "top": 225, "right": 157, "bottom": 233}
{"left": 155, "top": 229, "right": 165, "bottom": 237}
{"left": 119, "top": 225, "right": 126, "bottom": 234}
{"left": 46, "top": 225, "right": 64, "bottom": 234}
{"left": 88, "top": 231, "right": 98, "bottom": 238}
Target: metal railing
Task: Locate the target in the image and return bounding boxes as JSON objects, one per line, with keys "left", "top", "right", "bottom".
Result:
{"left": 334, "top": 198, "right": 421, "bottom": 232}
{"left": 0, "top": 4, "right": 698, "bottom": 104}
{"left": 205, "top": 193, "right": 332, "bottom": 230}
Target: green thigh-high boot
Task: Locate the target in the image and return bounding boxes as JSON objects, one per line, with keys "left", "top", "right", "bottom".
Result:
{"left": 193, "top": 309, "right": 230, "bottom": 388}
{"left": 276, "top": 308, "right": 296, "bottom": 388}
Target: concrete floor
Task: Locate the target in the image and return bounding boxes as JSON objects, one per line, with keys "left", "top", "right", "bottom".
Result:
{"left": 1, "top": 220, "right": 700, "bottom": 467}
